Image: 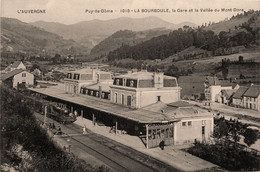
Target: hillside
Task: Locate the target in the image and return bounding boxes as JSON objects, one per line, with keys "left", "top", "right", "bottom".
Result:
{"left": 90, "top": 28, "right": 172, "bottom": 59}
{"left": 1, "top": 17, "right": 88, "bottom": 56}
{"left": 205, "top": 10, "right": 260, "bottom": 34}
{"left": 31, "top": 17, "right": 193, "bottom": 49}
{"left": 106, "top": 11, "right": 260, "bottom": 62}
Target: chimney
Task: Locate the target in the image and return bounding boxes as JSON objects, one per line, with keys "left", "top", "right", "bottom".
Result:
{"left": 153, "top": 72, "right": 164, "bottom": 88}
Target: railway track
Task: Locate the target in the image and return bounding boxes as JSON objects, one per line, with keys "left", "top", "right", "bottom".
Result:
{"left": 35, "top": 113, "right": 178, "bottom": 171}
{"left": 60, "top": 125, "right": 156, "bottom": 171}
{"left": 66, "top": 123, "right": 177, "bottom": 171}
{"left": 61, "top": 133, "right": 131, "bottom": 171}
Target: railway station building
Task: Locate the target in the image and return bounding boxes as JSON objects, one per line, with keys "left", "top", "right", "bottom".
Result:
{"left": 30, "top": 70, "right": 214, "bottom": 148}
{"left": 64, "top": 69, "right": 113, "bottom": 94}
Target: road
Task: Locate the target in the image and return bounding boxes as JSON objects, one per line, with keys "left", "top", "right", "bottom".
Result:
{"left": 34, "top": 113, "right": 179, "bottom": 172}
{"left": 187, "top": 100, "right": 260, "bottom": 128}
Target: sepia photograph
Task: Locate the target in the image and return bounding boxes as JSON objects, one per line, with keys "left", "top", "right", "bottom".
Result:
{"left": 1, "top": 0, "right": 260, "bottom": 171}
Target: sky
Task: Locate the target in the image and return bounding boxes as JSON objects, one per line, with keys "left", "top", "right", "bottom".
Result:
{"left": 1, "top": 0, "right": 260, "bottom": 25}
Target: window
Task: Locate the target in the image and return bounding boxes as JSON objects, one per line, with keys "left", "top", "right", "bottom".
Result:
{"left": 121, "top": 94, "right": 124, "bottom": 105}
{"left": 182, "top": 122, "right": 186, "bottom": 126}
{"left": 115, "top": 93, "right": 118, "bottom": 103}
{"left": 188, "top": 121, "right": 192, "bottom": 126}
{"left": 73, "top": 74, "right": 80, "bottom": 80}
{"left": 22, "top": 73, "right": 26, "bottom": 77}
{"left": 202, "top": 126, "right": 205, "bottom": 135}
{"left": 169, "top": 127, "right": 173, "bottom": 137}
{"left": 157, "top": 96, "right": 161, "bottom": 102}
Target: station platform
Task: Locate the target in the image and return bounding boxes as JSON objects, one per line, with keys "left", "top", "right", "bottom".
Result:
{"left": 75, "top": 116, "right": 219, "bottom": 171}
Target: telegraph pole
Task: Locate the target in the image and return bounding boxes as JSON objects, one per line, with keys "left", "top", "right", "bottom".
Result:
{"left": 44, "top": 105, "right": 47, "bottom": 126}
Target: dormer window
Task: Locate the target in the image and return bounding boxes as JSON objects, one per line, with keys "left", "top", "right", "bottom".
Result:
{"left": 130, "top": 80, "right": 134, "bottom": 87}
{"left": 116, "top": 79, "right": 120, "bottom": 85}
{"left": 73, "top": 74, "right": 80, "bottom": 80}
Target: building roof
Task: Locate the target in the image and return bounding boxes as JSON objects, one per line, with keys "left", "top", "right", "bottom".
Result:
{"left": 243, "top": 85, "right": 260, "bottom": 98}
{"left": 1, "top": 69, "right": 24, "bottom": 81}
{"left": 222, "top": 89, "right": 235, "bottom": 99}
{"left": 117, "top": 70, "right": 176, "bottom": 80}
{"left": 167, "top": 101, "right": 192, "bottom": 108}
{"left": 142, "top": 101, "right": 212, "bottom": 120}
{"left": 232, "top": 86, "right": 249, "bottom": 99}
{"left": 82, "top": 83, "right": 111, "bottom": 92}
{"left": 29, "top": 85, "right": 212, "bottom": 124}
{"left": 11, "top": 61, "right": 23, "bottom": 68}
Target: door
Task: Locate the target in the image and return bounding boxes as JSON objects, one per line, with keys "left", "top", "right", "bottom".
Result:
{"left": 202, "top": 126, "right": 206, "bottom": 142}
{"left": 127, "top": 96, "right": 131, "bottom": 106}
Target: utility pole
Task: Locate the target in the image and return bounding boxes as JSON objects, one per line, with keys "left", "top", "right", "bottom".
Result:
{"left": 115, "top": 121, "right": 118, "bottom": 136}
{"left": 146, "top": 124, "right": 149, "bottom": 149}
{"left": 44, "top": 105, "right": 47, "bottom": 126}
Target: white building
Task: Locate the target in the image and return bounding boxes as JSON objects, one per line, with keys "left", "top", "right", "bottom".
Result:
{"left": 64, "top": 69, "right": 113, "bottom": 94}
{"left": 242, "top": 85, "right": 260, "bottom": 111}
{"left": 110, "top": 70, "right": 181, "bottom": 109}
{"left": 1, "top": 69, "right": 34, "bottom": 88}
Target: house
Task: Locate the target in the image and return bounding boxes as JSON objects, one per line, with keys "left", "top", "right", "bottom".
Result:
{"left": 1, "top": 69, "right": 34, "bottom": 88}
{"left": 64, "top": 69, "right": 113, "bottom": 94}
{"left": 242, "top": 85, "right": 260, "bottom": 111}
{"left": 7, "top": 61, "right": 26, "bottom": 71}
{"left": 110, "top": 70, "right": 181, "bottom": 109}
{"left": 217, "top": 89, "right": 236, "bottom": 105}
{"left": 232, "top": 86, "right": 249, "bottom": 107}
{"left": 204, "top": 76, "right": 239, "bottom": 103}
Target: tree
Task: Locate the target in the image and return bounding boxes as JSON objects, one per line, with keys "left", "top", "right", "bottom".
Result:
{"left": 30, "top": 63, "right": 40, "bottom": 72}
{"left": 243, "top": 128, "right": 258, "bottom": 147}
{"left": 214, "top": 120, "right": 229, "bottom": 141}
{"left": 222, "top": 68, "right": 229, "bottom": 80}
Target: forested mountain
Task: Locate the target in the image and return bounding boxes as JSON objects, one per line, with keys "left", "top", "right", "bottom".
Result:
{"left": 31, "top": 17, "right": 192, "bottom": 50}
{"left": 1, "top": 17, "right": 88, "bottom": 56}
{"left": 205, "top": 10, "right": 260, "bottom": 34}
{"left": 90, "top": 28, "right": 172, "bottom": 59}
{"left": 107, "top": 11, "right": 260, "bottom": 62}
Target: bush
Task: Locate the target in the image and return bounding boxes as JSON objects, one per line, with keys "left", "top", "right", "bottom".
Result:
{"left": 0, "top": 85, "right": 108, "bottom": 171}
{"left": 187, "top": 142, "right": 260, "bottom": 170}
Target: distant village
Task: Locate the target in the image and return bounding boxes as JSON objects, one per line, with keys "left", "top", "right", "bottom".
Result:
{"left": 1, "top": 60, "right": 259, "bottom": 112}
